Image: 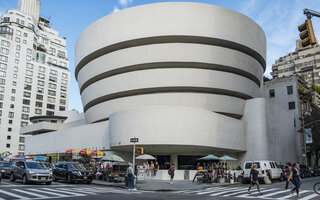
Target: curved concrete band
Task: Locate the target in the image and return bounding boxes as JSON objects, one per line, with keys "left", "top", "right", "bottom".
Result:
{"left": 75, "top": 2, "right": 266, "bottom": 124}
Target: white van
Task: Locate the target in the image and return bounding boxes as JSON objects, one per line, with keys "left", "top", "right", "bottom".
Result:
{"left": 243, "top": 160, "right": 283, "bottom": 183}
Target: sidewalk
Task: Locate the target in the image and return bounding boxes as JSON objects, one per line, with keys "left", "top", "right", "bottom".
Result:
{"left": 92, "top": 179, "right": 241, "bottom": 191}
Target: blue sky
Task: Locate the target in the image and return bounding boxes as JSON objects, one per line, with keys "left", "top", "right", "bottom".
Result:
{"left": 1, "top": 0, "right": 320, "bottom": 112}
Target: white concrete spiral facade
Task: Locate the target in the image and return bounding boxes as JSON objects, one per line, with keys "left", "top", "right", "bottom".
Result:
{"left": 75, "top": 2, "right": 266, "bottom": 124}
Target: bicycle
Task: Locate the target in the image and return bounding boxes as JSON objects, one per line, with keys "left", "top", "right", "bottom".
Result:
{"left": 314, "top": 182, "right": 320, "bottom": 195}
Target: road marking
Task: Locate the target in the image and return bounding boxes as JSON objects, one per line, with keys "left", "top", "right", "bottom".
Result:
{"left": 196, "top": 187, "right": 241, "bottom": 195}
{"left": 59, "top": 188, "right": 98, "bottom": 195}
{"left": 223, "top": 189, "right": 251, "bottom": 197}
{"left": 236, "top": 188, "right": 278, "bottom": 198}
{"left": 0, "top": 189, "right": 31, "bottom": 199}
{"left": 277, "top": 190, "right": 309, "bottom": 199}
{"left": 258, "top": 190, "right": 288, "bottom": 198}
{"left": 27, "top": 188, "right": 69, "bottom": 198}
{"left": 41, "top": 188, "right": 86, "bottom": 196}
{"left": 12, "top": 189, "right": 49, "bottom": 198}
{"left": 210, "top": 188, "right": 252, "bottom": 196}
{"left": 299, "top": 193, "right": 320, "bottom": 200}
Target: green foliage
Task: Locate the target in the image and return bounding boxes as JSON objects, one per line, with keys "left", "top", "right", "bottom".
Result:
{"left": 312, "top": 84, "right": 320, "bottom": 95}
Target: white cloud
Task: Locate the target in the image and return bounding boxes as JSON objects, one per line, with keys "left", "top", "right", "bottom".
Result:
{"left": 112, "top": 6, "right": 120, "bottom": 13}
{"left": 119, "top": 0, "right": 133, "bottom": 8}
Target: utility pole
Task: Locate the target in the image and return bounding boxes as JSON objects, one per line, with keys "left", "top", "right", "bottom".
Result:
{"left": 130, "top": 137, "right": 139, "bottom": 175}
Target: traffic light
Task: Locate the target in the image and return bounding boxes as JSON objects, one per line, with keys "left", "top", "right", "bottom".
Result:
{"left": 135, "top": 147, "right": 144, "bottom": 155}
{"left": 298, "top": 19, "right": 317, "bottom": 47}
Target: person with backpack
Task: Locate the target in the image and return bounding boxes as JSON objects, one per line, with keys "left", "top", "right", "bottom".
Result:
{"left": 126, "top": 163, "right": 136, "bottom": 191}
{"left": 248, "top": 164, "right": 263, "bottom": 195}
{"left": 168, "top": 164, "right": 175, "bottom": 184}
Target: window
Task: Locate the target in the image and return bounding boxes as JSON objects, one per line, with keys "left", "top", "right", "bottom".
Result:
{"left": 7, "top": 135, "right": 11, "bottom": 140}
{"left": 60, "top": 99, "right": 66, "bottom": 105}
{"left": 16, "top": 30, "right": 21, "bottom": 36}
{"left": 18, "top": 145, "right": 25, "bottom": 151}
{"left": 289, "top": 102, "right": 295, "bottom": 110}
{"left": 59, "top": 106, "right": 65, "bottom": 111}
{"left": 0, "top": 94, "right": 3, "bottom": 100}
{"left": 0, "top": 102, "right": 2, "bottom": 108}
{"left": 26, "top": 55, "right": 31, "bottom": 61}
{"left": 58, "top": 50, "right": 65, "bottom": 57}
{"left": 36, "top": 52, "right": 46, "bottom": 63}
{"left": 25, "top": 69, "right": 33, "bottom": 76}
{"left": 1, "top": 40, "right": 10, "bottom": 47}
{"left": 47, "top": 104, "right": 55, "bottom": 109}
{"left": 11, "top": 96, "right": 15, "bottom": 101}
{"left": 6, "top": 144, "right": 10, "bottom": 148}
{"left": 49, "top": 76, "right": 57, "bottom": 82}
{"left": 19, "top": 137, "right": 25, "bottom": 143}
{"left": 23, "top": 40, "right": 27, "bottom": 44}
{"left": 27, "top": 48, "right": 32, "bottom": 54}
{"left": 21, "top": 121, "right": 28, "bottom": 127}
{"left": 0, "top": 47, "right": 9, "bottom": 54}
{"left": 9, "top": 120, "right": 12, "bottom": 124}
{"left": 23, "top": 33, "right": 27, "bottom": 37}
{"left": 3, "top": 17, "right": 10, "bottom": 22}
{"left": 0, "top": 70, "right": 6, "bottom": 77}
{"left": 21, "top": 114, "right": 29, "bottom": 120}
{"left": 46, "top": 111, "right": 54, "bottom": 116}
{"left": 61, "top": 86, "right": 67, "bottom": 92}
{"left": 38, "top": 73, "right": 45, "bottom": 79}
{"left": 48, "top": 90, "right": 56, "bottom": 96}
{"left": 47, "top": 97, "right": 55, "bottom": 103}
{"left": 8, "top": 112, "right": 14, "bottom": 118}
{"left": 0, "top": 55, "right": 8, "bottom": 62}
{"left": 16, "top": 45, "right": 20, "bottom": 51}
{"left": 23, "top": 99, "right": 30, "bottom": 105}
{"left": 14, "top": 66, "right": 18, "bottom": 72}
{"left": 38, "top": 80, "right": 44, "bottom": 86}
{"left": 22, "top": 106, "right": 29, "bottom": 113}
{"left": 62, "top": 73, "right": 68, "bottom": 79}
{"left": 0, "top": 62, "right": 7, "bottom": 69}
{"left": 50, "top": 69, "right": 57, "bottom": 76}
{"left": 12, "top": 89, "right": 16, "bottom": 93}
{"left": 0, "top": 78, "right": 5, "bottom": 85}
{"left": 61, "top": 79, "right": 67, "bottom": 85}
{"left": 24, "top": 84, "right": 31, "bottom": 91}
{"left": 25, "top": 77, "right": 32, "bottom": 83}
{"left": 269, "top": 89, "right": 275, "bottom": 98}
{"left": 8, "top": 128, "right": 12, "bottom": 132}
{"left": 38, "top": 66, "right": 45, "bottom": 72}
{"left": 287, "top": 85, "right": 293, "bottom": 95}
{"left": 10, "top": 104, "right": 14, "bottom": 108}
{"left": 0, "top": 86, "right": 4, "bottom": 92}
{"left": 15, "top": 52, "right": 20, "bottom": 58}
{"left": 49, "top": 47, "right": 56, "bottom": 53}
{"left": 12, "top": 81, "right": 16, "bottom": 86}
{"left": 23, "top": 92, "right": 31, "bottom": 98}
{"left": 35, "top": 101, "right": 42, "bottom": 107}
{"left": 49, "top": 83, "right": 56, "bottom": 89}
{"left": 35, "top": 109, "right": 41, "bottom": 114}
{"left": 36, "top": 94, "right": 43, "bottom": 100}
{"left": 14, "top": 59, "right": 19, "bottom": 64}
{"left": 37, "top": 87, "right": 43, "bottom": 93}
{"left": 15, "top": 37, "right": 20, "bottom": 43}
{"left": 26, "top": 63, "right": 34, "bottom": 69}
{"left": 60, "top": 92, "right": 66, "bottom": 98}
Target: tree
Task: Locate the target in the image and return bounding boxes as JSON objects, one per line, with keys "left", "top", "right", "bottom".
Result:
{"left": 304, "top": 108, "right": 320, "bottom": 166}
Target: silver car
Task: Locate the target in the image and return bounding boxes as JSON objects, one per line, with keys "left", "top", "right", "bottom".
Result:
{"left": 10, "top": 161, "right": 52, "bottom": 184}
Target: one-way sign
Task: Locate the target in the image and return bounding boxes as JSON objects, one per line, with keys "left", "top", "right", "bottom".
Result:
{"left": 130, "top": 137, "right": 139, "bottom": 143}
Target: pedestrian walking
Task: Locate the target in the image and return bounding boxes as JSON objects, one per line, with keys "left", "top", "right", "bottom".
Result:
{"left": 289, "top": 162, "right": 302, "bottom": 197}
{"left": 282, "top": 162, "right": 292, "bottom": 190}
{"left": 126, "top": 163, "right": 136, "bottom": 191}
{"left": 168, "top": 164, "right": 175, "bottom": 184}
{"left": 248, "top": 164, "right": 263, "bottom": 195}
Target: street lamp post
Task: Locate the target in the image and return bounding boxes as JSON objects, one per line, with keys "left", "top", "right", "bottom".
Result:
{"left": 130, "top": 137, "right": 139, "bottom": 175}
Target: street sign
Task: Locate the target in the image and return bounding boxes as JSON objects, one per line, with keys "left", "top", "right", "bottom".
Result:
{"left": 130, "top": 137, "right": 139, "bottom": 143}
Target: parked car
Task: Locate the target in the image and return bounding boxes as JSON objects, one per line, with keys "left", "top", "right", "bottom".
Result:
{"left": 279, "top": 164, "right": 290, "bottom": 179}
{"left": 10, "top": 161, "right": 53, "bottom": 185}
{"left": 53, "top": 162, "right": 93, "bottom": 184}
{"left": 0, "top": 162, "right": 14, "bottom": 178}
{"left": 243, "top": 160, "right": 283, "bottom": 183}
{"left": 299, "top": 164, "right": 312, "bottom": 178}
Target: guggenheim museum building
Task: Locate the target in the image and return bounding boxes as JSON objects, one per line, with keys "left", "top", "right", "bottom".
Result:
{"left": 23, "top": 2, "right": 299, "bottom": 169}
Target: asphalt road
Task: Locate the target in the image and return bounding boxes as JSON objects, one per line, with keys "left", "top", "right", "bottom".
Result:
{"left": 0, "top": 176, "right": 319, "bottom": 200}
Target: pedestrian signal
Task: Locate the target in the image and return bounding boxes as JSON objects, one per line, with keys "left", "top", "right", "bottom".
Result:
{"left": 135, "top": 147, "right": 144, "bottom": 155}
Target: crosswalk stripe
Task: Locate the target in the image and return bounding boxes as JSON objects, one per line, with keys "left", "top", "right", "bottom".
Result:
{"left": 196, "top": 187, "right": 241, "bottom": 195}
{"left": 223, "top": 189, "right": 251, "bottom": 197}
{"left": 299, "top": 193, "right": 319, "bottom": 200}
{"left": 68, "top": 187, "right": 107, "bottom": 193}
{"left": 236, "top": 188, "right": 278, "bottom": 198}
{"left": 0, "top": 189, "right": 31, "bottom": 199}
{"left": 277, "top": 190, "right": 309, "bottom": 199}
{"left": 59, "top": 188, "right": 98, "bottom": 195}
{"left": 41, "top": 188, "right": 86, "bottom": 196}
{"left": 12, "top": 189, "right": 49, "bottom": 198}
{"left": 210, "top": 188, "right": 250, "bottom": 196}
{"left": 258, "top": 190, "right": 288, "bottom": 198}
{"left": 27, "top": 188, "right": 69, "bottom": 197}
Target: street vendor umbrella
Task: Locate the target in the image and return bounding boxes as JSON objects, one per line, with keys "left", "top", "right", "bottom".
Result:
{"left": 91, "top": 150, "right": 105, "bottom": 156}
{"left": 1, "top": 151, "right": 12, "bottom": 157}
{"left": 65, "top": 149, "right": 78, "bottom": 154}
{"left": 219, "top": 155, "right": 237, "bottom": 161}
{"left": 102, "top": 155, "right": 125, "bottom": 162}
{"left": 198, "top": 154, "right": 220, "bottom": 160}
{"left": 79, "top": 148, "right": 92, "bottom": 156}
{"left": 136, "top": 154, "right": 156, "bottom": 160}
{"left": 33, "top": 156, "right": 46, "bottom": 161}
{"left": 11, "top": 155, "right": 25, "bottom": 159}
